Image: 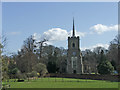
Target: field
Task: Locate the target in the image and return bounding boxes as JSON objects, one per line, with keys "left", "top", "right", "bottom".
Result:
{"left": 3, "top": 78, "right": 119, "bottom": 88}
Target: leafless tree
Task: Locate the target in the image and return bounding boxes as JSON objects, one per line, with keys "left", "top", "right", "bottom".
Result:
{"left": 15, "top": 35, "right": 38, "bottom": 73}
{"left": 107, "top": 35, "right": 119, "bottom": 71}
{"left": 33, "top": 39, "right": 48, "bottom": 60}
{"left": 0, "top": 35, "right": 7, "bottom": 89}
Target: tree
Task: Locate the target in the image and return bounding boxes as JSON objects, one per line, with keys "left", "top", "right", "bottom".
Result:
{"left": 7, "top": 59, "right": 18, "bottom": 79}
{"left": 33, "top": 63, "right": 48, "bottom": 77}
{"left": 97, "top": 50, "right": 114, "bottom": 75}
{"left": 16, "top": 70, "right": 26, "bottom": 80}
{"left": 0, "top": 36, "right": 8, "bottom": 82}
{"left": 97, "top": 60, "right": 114, "bottom": 75}
{"left": 107, "top": 35, "right": 119, "bottom": 71}
{"left": 22, "top": 35, "right": 34, "bottom": 53}
{"left": 30, "top": 71, "right": 38, "bottom": 77}
{"left": 33, "top": 38, "right": 48, "bottom": 60}
{"left": 93, "top": 47, "right": 107, "bottom": 55}
{"left": 0, "top": 43, "right": 2, "bottom": 89}
{"left": 47, "top": 61, "right": 57, "bottom": 73}
{"left": 1, "top": 56, "right": 9, "bottom": 80}
{"left": 111, "top": 60, "right": 117, "bottom": 70}
{"left": 40, "top": 45, "right": 67, "bottom": 73}
{"left": 15, "top": 36, "right": 38, "bottom": 73}
{"left": 82, "top": 49, "right": 98, "bottom": 74}
{"left": 16, "top": 51, "right": 38, "bottom": 73}
{"left": 47, "top": 52, "right": 57, "bottom": 73}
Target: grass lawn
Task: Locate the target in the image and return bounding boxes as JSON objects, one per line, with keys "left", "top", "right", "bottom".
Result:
{"left": 3, "top": 78, "right": 119, "bottom": 88}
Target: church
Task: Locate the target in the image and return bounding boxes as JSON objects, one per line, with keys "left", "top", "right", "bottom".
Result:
{"left": 67, "top": 18, "right": 83, "bottom": 74}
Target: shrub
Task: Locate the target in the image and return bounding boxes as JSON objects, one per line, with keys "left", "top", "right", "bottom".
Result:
{"left": 97, "top": 60, "right": 114, "bottom": 75}
{"left": 31, "top": 71, "right": 37, "bottom": 77}
{"left": 33, "top": 63, "right": 48, "bottom": 77}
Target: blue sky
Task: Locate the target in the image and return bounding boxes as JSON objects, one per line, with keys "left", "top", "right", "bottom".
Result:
{"left": 2, "top": 2, "right": 118, "bottom": 54}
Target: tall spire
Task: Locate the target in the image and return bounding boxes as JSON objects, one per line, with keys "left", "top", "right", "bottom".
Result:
{"left": 73, "top": 17, "right": 75, "bottom": 37}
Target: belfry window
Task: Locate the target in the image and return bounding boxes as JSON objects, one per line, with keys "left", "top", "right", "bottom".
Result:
{"left": 72, "top": 43, "right": 75, "bottom": 47}
{"left": 72, "top": 52, "right": 76, "bottom": 56}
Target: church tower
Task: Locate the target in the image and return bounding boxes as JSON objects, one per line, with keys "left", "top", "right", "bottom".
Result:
{"left": 67, "top": 18, "right": 83, "bottom": 74}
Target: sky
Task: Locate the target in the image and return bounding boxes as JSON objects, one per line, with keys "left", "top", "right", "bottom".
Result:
{"left": 1, "top": 0, "right": 119, "bottom": 2}
{"left": 2, "top": 2, "right": 118, "bottom": 55}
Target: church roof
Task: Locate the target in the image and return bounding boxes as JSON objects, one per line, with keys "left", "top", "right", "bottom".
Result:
{"left": 72, "top": 17, "right": 75, "bottom": 37}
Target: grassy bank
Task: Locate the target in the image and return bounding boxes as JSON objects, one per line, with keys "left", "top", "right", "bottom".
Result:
{"left": 3, "top": 77, "right": 118, "bottom": 88}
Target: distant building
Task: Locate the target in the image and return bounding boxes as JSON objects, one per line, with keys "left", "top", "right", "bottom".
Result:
{"left": 67, "top": 18, "right": 83, "bottom": 74}
{"left": 83, "top": 60, "right": 98, "bottom": 74}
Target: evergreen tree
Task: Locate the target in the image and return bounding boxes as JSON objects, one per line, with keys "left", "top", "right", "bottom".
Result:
{"left": 97, "top": 50, "right": 114, "bottom": 75}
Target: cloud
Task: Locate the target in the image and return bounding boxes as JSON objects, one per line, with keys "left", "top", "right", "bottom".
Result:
{"left": 81, "top": 43, "right": 109, "bottom": 51}
{"left": 33, "top": 28, "right": 68, "bottom": 45}
{"left": 43, "top": 28, "right": 68, "bottom": 41}
{"left": 9, "top": 32, "right": 21, "bottom": 35}
{"left": 69, "top": 30, "right": 86, "bottom": 37}
{"left": 90, "top": 24, "right": 118, "bottom": 34}
{"left": 33, "top": 28, "right": 85, "bottom": 45}
{"left": 33, "top": 33, "right": 41, "bottom": 41}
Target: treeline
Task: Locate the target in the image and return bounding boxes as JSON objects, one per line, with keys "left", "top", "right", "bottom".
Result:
{"left": 2, "top": 35, "right": 67, "bottom": 81}
{"left": 82, "top": 35, "right": 119, "bottom": 74}
{"left": 1, "top": 35, "right": 119, "bottom": 81}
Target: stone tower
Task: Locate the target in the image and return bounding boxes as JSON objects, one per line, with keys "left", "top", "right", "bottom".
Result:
{"left": 67, "top": 18, "right": 83, "bottom": 74}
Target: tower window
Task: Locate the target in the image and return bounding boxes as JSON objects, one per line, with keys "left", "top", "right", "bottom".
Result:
{"left": 72, "top": 52, "right": 76, "bottom": 56}
{"left": 72, "top": 43, "right": 75, "bottom": 47}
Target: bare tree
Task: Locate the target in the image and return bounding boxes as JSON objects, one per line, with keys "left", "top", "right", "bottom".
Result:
{"left": 0, "top": 35, "right": 7, "bottom": 89}
{"left": 33, "top": 39, "right": 48, "bottom": 60}
{"left": 107, "top": 35, "right": 119, "bottom": 71}
{"left": 15, "top": 35, "right": 38, "bottom": 73}
{"left": 0, "top": 42, "right": 2, "bottom": 89}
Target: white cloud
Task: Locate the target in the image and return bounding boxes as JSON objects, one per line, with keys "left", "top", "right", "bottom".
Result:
{"left": 9, "top": 32, "right": 21, "bottom": 35}
{"left": 81, "top": 43, "right": 109, "bottom": 51}
{"left": 33, "top": 28, "right": 85, "bottom": 45}
{"left": 43, "top": 28, "right": 68, "bottom": 41}
{"left": 33, "top": 33, "right": 41, "bottom": 41}
{"left": 69, "top": 30, "right": 86, "bottom": 37}
{"left": 90, "top": 24, "right": 118, "bottom": 34}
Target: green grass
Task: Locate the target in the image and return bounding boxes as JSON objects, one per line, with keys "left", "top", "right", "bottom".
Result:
{"left": 3, "top": 78, "right": 119, "bottom": 88}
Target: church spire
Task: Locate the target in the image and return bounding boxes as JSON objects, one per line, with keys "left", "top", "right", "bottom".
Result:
{"left": 73, "top": 17, "right": 75, "bottom": 37}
